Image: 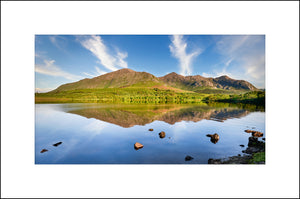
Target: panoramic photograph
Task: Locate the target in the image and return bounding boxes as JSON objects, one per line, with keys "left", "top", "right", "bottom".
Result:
{"left": 35, "top": 35, "right": 265, "bottom": 164}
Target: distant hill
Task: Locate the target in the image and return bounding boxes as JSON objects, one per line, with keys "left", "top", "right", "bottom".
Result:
{"left": 50, "top": 68, "right": 258, "bottom": 93}
{"left": 159, "top": 72, "right": 258, "bottom": 92}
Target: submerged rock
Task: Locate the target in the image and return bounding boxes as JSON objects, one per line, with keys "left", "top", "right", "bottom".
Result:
{"left": 206, "top": 133, "right": 220, "bottom": 144}
{"left": 185, "top": 155, "right": 194, "bottom": 161}
{"left": 159, "top": 131, "right": 166, "bottom": 138}
{"left": 53, "top": 142, "right": 62, "bottom": 147}
{"left": 134, "top": 142, "right": 143, "bottom": 150}
{"left": 40, "top": 149, "right": 48, "bottom": 153}
{"left": 208, "top": 155, "right": 251, "bottom": 164}
{"left": 208, "top": 158, "right": 221, "bottom": 164}
{"left": 148, "top": 128, "right": 154, "bottom": 131}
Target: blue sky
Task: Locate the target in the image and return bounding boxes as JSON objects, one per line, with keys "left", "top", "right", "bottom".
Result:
{"left": 35, "top": 35, "right": 265, "bottom": 92}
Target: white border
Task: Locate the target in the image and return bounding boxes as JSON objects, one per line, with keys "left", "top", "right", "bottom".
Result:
{"left": 1, "top": 1, "right": 299, "bottom": 198}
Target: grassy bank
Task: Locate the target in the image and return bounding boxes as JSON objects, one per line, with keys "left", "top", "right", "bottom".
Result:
{"left": 204, "top": 91, "right": 265, "bottom": 106}
{"left": 35, "top": 88, "right": 265, "bottom": 106}
{"left": 35, "top": 87, "right": 209, "bottom": 104}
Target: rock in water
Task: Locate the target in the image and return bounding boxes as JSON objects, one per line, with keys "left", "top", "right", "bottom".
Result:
{"left": 240, "top": 144, "right": 245, "bottom": 147}
{"left": 134, "top": 142, "right": 143, "bottom": 150}
{"left": 245, "top": 130, "right": 263, "bottom": 137}
{"left": 159, "top": 131, "right": 166, "bottom": 138}
{"left": 252, "top": 131, "right": 263, "bottom": 137}
{"left": 185, "top": 155, "right": 194, "bottom": 161}
{"left": 148, "top": 128, "right": 154, "bottom": 131}
{"left": 40, "top": 149, "right": 48, "bottom": 153}
{"left": 207, "top": 133, "right": 220, "bottom": 144}
{"left": 53, "top": 142, "right": 62, "bottom": 147}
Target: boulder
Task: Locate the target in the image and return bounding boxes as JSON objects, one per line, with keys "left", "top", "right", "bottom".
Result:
{"left": 40, "top": 149, "right": 48, "bottom": 153}
{"left": 159, "top": 131, "right": 166, "bottom": 138}
{"left": 252, "top": 131, "right": 263, "bottom": 137}
{"left": 206, "top": 133, "right": 219, "bottom": 144}
{"left": 185, "top": 155, "right": 194, "bottom": 161}
{"left": 134, "top": 142, "right": 143, "bottom": 150}
{"left": 245, "top": 130, "right": 264, "bottom": 137}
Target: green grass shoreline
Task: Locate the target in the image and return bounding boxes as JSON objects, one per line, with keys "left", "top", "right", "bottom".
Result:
{"left": 35, "top": 88, "right": 265, "bottom": 106}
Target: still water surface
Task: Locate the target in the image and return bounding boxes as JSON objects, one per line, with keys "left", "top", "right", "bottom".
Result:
{"left": 35, "top": 103, "right": 265, "bottom": 164}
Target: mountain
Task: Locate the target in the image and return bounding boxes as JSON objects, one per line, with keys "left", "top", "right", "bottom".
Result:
{"left": 159, "top": 72, "right": 258, "bottom": 91}
{"left": 52, "top": 68, "right": 161, "bottom": 92}
{"left": 50, "top": 68, "right": 257, "bottom": 93}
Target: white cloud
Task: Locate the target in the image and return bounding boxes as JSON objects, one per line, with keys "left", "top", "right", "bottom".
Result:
{"left": 35, "top": 59, "right": 82, "bottom": 80}
{"left": 116, "top": 51, "right": 128, "bottom": 68}
{"left": 49, "top": 36, "right": 68, "bottom": 53}
{"left": 169, "top": 35, "right": 201, "bottom": 76}
{"left": 35, "top": 87, "right": 54, "bottom": 93}
{"left": 78, "top": 35, "right": 128, "bottom": 71}
{"left": 49, "top": 36, "right": 58, "bottom": 48}
{"left": 210, "top": 35, "right": 265, "bottom": 88}
{"left": 83, "top": 66, "right": 107, "bottom": 78}
{"left": 202, "top": 70, "right": 235, "bottom": 79}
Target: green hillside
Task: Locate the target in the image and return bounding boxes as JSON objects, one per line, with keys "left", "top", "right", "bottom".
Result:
{"left": 36, "top": 68, "right": 264, "bottom": 104}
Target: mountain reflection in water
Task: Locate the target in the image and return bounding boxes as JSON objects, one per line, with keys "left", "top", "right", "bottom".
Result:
{"left": 64, "top": 103, "right": 254, "bottom": 128}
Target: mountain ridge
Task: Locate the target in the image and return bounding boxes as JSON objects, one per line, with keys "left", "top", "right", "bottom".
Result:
{"left": 50, "top": 68, "right": 258, "bottom": 93}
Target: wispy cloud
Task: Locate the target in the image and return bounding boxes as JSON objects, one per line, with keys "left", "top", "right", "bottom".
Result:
{"left": 202, "top": 69, "right": 236, "bottom": 79}
{"left": 169, "top": 35, "right": 201, "bottom": 76}
{"left": 49, "top": 36, "right": 68, "bottom": 53}
{"left": 208, "top": 35, "right": 265, "bottom": 87}
{"left": 35, "top": 59, "right": 82, "bottom": 80}
{"left": 83, "top": 66, "right": 107, "bottom": 78}
{"left": 78, "top": 35, "right": 128, "bottom": 71}
{"left": 35, "top": 87, "right": 54, "bottom": 93}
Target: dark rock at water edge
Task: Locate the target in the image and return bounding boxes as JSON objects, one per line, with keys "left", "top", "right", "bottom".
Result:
{"left": 40, "top": 149, "right": 48, "bottom": 153}
{"left": 208, "top": 158, "right": 221, "bottom": 164}
{"left": 208, "top": 155, "right": 251, "bottom": 164}
{"left": 159, "top": 131, "right": 166, "bottom": 138}
{"left": 248, "top": 137, "right": 264, "bottom": 148}
{"left": 208, "top": 133, "right": 265, "bottom": 164}
{"left": 242, "top": 147, "right": 261, "bottom": 154}
{"left": 240, "top": 144, "right": 245, "bottom": 147}
{"left": 185, "top": 155, "right": 194, "bottom": 161}
{"left": 53, "top": 142, "right": 62, "bottom": 147}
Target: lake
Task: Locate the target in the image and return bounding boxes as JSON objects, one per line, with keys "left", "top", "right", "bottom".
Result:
{"left": 35, "top": 103, "right": 265, "bottom": 164}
